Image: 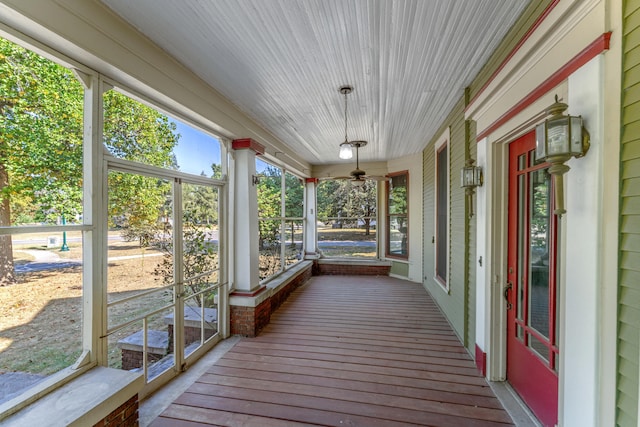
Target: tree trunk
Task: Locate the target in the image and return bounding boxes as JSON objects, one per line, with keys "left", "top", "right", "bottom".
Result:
{"left": 0, "top": 162, "right": 15, "bottom": 285}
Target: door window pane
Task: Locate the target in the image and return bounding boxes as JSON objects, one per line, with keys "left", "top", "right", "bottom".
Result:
{"left": 528, "top": 169, "right": 551, "bottom": 340}
{"left": 517, "top": 174, "right": 525, "bottom": 322}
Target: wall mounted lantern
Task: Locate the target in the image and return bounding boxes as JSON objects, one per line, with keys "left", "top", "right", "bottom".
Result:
{"left": 535, "top": 95, "right": 590, "bottom": 216}
{"left": 460, "top": 158, "right": 483, "bottom": 218}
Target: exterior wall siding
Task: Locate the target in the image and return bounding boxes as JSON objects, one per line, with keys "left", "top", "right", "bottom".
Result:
{"left": 618, "top": 1, "right": 640, "bottom": 424}
{"left": 422, "top": 98, "right": 468, "bottom": 346}
{"left": 466, "top": 119, "right": 477, "bottom": 353}
{"left": 421, "top": 0, "right": 554, "bottom": 358}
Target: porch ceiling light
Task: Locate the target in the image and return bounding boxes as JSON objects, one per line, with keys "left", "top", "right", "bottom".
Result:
{"left": 339, "top": 141, "right": 353, "bottom": 159}
{"left": 535, "top": 95, "right": 590, "bottom": 216}
{"left": 460, "top": 158, "right": 483, "bottom": 218}
{"left": 337, "top": 86, "right": 354, "bottom": 160}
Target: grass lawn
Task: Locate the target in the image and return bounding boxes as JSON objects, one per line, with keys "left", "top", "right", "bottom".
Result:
{"left": 0, "top": 237, "right": 168, "bottom": 375}
{"left": 1, "top": 227, "right": 374, "bottom": 376}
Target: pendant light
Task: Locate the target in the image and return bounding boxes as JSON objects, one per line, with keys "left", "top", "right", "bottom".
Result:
{"left": 338, "top": 86, "right": 354, "bottom": 159}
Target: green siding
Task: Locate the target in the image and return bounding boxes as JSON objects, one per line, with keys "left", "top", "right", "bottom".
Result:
{"left": 421, "top": 0, "right": 557, "bottom": 359}
{"left": 618, "top": 1, "right": 640, "bottom": 425}
{"left": 390, "top": 261, "right": 409, "bottom": 277}
{"left": 466, "top": 120, "right": 477, "bottom": 353}
{"left": 422, "top": 98, "right": 468, "bottom": 348}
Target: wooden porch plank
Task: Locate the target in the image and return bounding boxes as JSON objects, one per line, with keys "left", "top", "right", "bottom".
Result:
{"left": 244, "top": 333, "right": 469, "bottom": 353}
{"left": 200, "top": 366, "right": 502, "bottom": 407}
{"left": 241, "top": 338, "right": 468, "bottom": 357}
{"left": 182, "top": 383, "right": 510, "bottom": 427}
{"left": 245, "top": 333, "right": 467, "bottom": 354}
{"left": 213, "top": 357, "right": 494, "bottom": 395}
{"left": 190, "top": 375, "right": 512, "bottom": 421}
{"left": 226, "top": 350, "right": 481, "bottom": 379}
{"left": 260, "top": 323, "right": 463, "bottom": 341}
{"left": 159, "top": 404, "right": 317, "bottom": 427}
{"left": 173, "top": 393, "right": 423, "bottom": 427}
{"left": 150, "top": 414, "right": 223, "bottom": 426}
{"left": 224, "top": 338, "right": 472, "bottom": 360}
{"left": 265, "top": 323, "right": 459, "bottom": 341}
{"left": 151, "top": 276, "right": 514, "bottom": 426}
{"left": 229, "top": 343, "right": 479, "bottom": 371}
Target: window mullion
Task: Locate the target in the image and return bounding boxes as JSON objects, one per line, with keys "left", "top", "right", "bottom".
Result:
{"left": 280, "top": 168, "right": 286, "bottom": 274}
{"left": 82, "top": 72, "right": 107, "bottom": 367}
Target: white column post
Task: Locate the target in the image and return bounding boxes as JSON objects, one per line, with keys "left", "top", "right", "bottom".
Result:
{"left": 304, "top": 178, "right": 319, "bottom": 258}
{"left": 231, "top": 138, "right": 264, "bottom": 294}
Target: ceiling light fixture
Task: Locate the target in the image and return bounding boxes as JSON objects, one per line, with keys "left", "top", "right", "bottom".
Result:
{"left": 349, "top": 140, "right": 367, "bottom": 186}
{"left": 338, "top": 86, "right": 354, "bottom": 160}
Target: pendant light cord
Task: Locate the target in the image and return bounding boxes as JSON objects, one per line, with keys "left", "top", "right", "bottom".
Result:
{"left": 344, "top": 89, "right": 349, "bottom": 143}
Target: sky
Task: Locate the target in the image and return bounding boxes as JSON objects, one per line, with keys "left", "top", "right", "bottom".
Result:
{"left": 171, "top": 119, "right": 221, "bottom": 177}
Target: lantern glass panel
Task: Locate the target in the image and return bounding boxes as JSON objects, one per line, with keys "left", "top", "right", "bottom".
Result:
{"left": 474, "top": 167, "right": 483, "bottom": 186}
{"left": 546, "top": 117, "right": 570, "bottom": 156}
{"left": 461, "top": 168, "right": 473, "bottom": 187}
{"left": 570, "top": 116, "right": 583, "bottom": 156}
{"left": 535, "top": 123, "right": 546, "bottom": 162}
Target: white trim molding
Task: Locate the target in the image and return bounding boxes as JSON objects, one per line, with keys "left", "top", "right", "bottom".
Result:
{"left": 433, "top": 127, "right": 450, "bottom": 292}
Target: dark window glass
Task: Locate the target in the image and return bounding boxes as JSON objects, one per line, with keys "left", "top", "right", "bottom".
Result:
{"left": 387, "top": 172, "right": 408, "bottom": 258}
{"left": 436, "top": 145, "right": 448, "bottom": 284}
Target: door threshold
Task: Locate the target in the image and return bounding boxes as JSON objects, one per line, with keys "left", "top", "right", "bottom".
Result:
{"left": 489, "top": 380, "right": 543, "bottom": 427}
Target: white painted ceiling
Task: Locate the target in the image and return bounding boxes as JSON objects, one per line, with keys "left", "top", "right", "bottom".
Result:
{"left": 102, "top": 0, "right": 530, "bottom": 165}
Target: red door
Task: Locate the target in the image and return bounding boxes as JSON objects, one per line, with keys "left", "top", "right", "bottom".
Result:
{"left": 507, "top": 132, "right": 559, "bottom": 426}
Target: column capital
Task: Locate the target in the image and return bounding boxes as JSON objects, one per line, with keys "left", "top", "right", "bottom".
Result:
{"left": 305, "top": 177, "right": 319, "bottom": 184}
{"left": 232, "top": 138, "right": 265, "bottom": 155}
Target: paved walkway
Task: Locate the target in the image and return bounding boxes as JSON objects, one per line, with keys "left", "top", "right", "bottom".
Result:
{"left": 14, "top": 250, "right": 164, "bottom": 273}
{"left": 0, "top": 372, "right": 46, "bottom": 406}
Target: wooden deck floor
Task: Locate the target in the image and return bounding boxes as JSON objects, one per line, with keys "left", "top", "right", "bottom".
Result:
{"left": 150, "top": 275, "right": 514, "bottom": 427}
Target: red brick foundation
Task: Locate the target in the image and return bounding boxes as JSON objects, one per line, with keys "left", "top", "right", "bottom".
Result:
{"left": 120, "top": 349, "right": 163, "bottom": 371}
{"left": 230, "top": 298, "right": 271, "bottom": 337}
{"left": 93, "top": 394, "right": 138, "bottom": 427}
{"left": 167, "top": 324, "right": 216, "bottom": 354}
{"left": 230, "top": 263, "right": 312, "bottom": 337}
{"left": 313, "top": 261, "right": 391, "bottom": 276}
{"left": 270, "top": 264, "right": 312, "bottom": 311}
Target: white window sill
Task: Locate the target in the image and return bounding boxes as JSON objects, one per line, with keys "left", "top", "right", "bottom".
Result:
{"left": 1, "top": 367, "right": 143, "bottom": 427}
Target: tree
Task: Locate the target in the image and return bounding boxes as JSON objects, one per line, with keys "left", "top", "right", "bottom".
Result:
{"left": 0, "top": 39, "right": 84, "bottom": 284}
{"left": 317, "top": 179, "right": 377, "bottom": 235}
{"left": 284, "top": 172, "right": 304, "bottom": 247}
{"left": 0, "top": 37, "right": 180, "bottom": 283}
{"left": 183, "top": 177, "right": 219, "bottom": 226}
{"left": 350, "top": 180, "right": 377, "bottom": 236}
{"left": 317, "top": 180, "right": 349, "bottom": 222}
{"left": 256, "top": 165, "right": 281, "bottom": 250}
{"left": 104, "top": 90, "right": 180, "bottom": 246}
